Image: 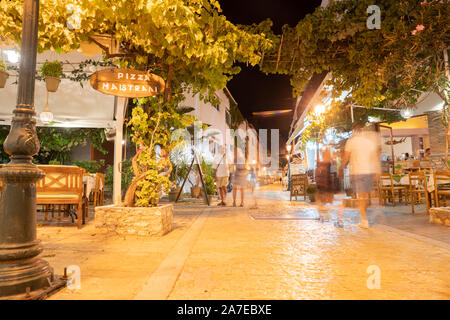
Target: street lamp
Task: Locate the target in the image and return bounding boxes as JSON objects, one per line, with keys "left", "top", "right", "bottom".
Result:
{"left": 0, "top": 0, "right": 64, "bottom": 299}
{"left": 286, "top": 144, "right": 292, "bottom": 192}
{"left": 314, "top": 103, "right": 326, "bottom": 116}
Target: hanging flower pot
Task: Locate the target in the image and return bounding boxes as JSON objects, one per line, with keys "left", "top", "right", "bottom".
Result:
{"left": 40, "top": 60, "right": 63, "bottom": 92}
{"left": 45, "top": 76, "right": 61, "bottom": 92}
{"left": 0, "top": 70, "right": 9, "bottom": 88}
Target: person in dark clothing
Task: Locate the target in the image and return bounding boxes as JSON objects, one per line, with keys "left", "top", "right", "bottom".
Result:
{"left": 316, "top": 147, "right": 343, "bottom": 227}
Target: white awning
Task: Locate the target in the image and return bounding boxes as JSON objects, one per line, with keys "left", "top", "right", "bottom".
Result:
{"left": 0, "top": 50, "right": 116, "bottom": 129}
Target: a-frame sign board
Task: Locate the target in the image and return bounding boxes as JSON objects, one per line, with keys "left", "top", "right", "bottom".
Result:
{"left": 175, "top": 150, "right": 210, "bottom": 206}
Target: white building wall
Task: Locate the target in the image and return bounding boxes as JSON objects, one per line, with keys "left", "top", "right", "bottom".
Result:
{"left": 180, "top": 89, "right": 231, "bottom": 163}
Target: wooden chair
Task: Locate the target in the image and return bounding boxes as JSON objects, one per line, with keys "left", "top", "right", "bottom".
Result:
{"left": 378, "top": 173, "right": 408, "bottom": 206}
{"left": 290, "top": 173, "right": 308, "bottom": 201}
{"left": 409, "top": 171, "right": 430, "bottom": 214}
{"left": 36, "top": 166, "right": 86, "bottom": 228}
{"left": 97, "top": 173, "right": 106, "bottom": 206}
{"left": 88, "top": 172, "right": 106, "bottom": 212}
{"left": 434, "top": 171, "right": 450, "bottom": 207}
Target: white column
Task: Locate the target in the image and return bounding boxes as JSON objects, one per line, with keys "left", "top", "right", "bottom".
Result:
{"left": 113, "top": 97, "right": 127, "bottom": 205}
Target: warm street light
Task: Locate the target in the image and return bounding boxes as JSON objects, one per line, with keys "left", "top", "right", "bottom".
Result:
{"left": 400, "top": 108, "right": 413, "bottom": 119}
{"left": 314, "top": 103, "right": 326, "bottom": 116}
{"left": 5, "top": 50, "right": 20, "bottom": 64}
{"left": 286, "top": 144, "right": 292, "bottom": 153}
{"left": 0, "top": 0, "right": 64, "bottom": 299}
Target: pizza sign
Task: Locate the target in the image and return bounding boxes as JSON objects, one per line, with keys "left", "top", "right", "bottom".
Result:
{"left": 90, "top": 68, "right": 165, "bottom": 98}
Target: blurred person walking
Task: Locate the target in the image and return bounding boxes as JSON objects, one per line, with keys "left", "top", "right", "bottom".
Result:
{"left": 316, "top": 147, "right": 343, "bottom": 227}
{"left": 213, "top": 146, "right": 229, "bottom": 206}
{"left": 232, "top": 150, "right": 248, "bottom": 207}
{"left": 339, "top": 124, "right": 381, "bottom": 229}
{"left": 247, "top": 166, "right": 258, "bottom": 209}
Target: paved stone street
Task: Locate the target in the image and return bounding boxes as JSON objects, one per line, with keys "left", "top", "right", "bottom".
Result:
{"left": 43, "top": 184, "right": 450, "bottom": 300}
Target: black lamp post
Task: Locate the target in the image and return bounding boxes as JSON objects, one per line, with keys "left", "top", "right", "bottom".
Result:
{"left": 0, "top": 0, "right": 64, "bottom": 299}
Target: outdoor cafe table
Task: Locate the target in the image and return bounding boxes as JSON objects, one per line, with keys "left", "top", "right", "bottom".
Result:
{"left": 388, "top": 174, "right": 435, "bottom": 193}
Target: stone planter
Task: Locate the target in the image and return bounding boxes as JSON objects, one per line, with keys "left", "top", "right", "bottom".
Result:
{"left": 429, "top": 207, "right": 450, "bottom": 227}
{"left": 45, "top": 76, "right": 61, "bottom": 92}
{"left": 95, "top": 204, "right": 173, "bottom": 236}
{"left": 0, "top": 70, "right": 9, "bottom": 88}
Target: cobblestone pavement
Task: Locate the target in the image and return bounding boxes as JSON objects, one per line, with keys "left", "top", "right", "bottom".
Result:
{"left": 44, "top": 184, "right": 450, "bottom": 299}
{"left": 168, "top": 185, "right": 450, "bottom": 300}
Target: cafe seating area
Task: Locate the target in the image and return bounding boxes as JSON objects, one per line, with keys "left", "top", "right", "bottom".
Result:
{"left": 0, "top": 164, "right": 105, "bottom": 229}
{"left": 377, "top": 165, "right": 450, "bottom": 218}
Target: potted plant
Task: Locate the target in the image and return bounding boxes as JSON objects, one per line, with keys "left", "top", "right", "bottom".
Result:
{"left": 40, "top": 60, "right": 63, "bottom": 92}
{"left": 169, "top": 160, "right": 189, "bottom": 201}
{"left": 191, "top": 181, "right": 201, "bottom": 198}
{"left": 0, "top": 61, "right": 9, "bottom": 88}
{"left": 205, "top": 174, "right": 216, "bottom": 203}
{"left": 306, "top": 184, "right": 317, "bottom": 202}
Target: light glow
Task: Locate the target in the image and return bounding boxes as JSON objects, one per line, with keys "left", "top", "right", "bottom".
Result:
{"left": 40, "top": 111, "right": 53, "bottom": 124}
{"left": 5, "top": 50, "right": 20, "bottom": 64}
{"left": 314, "top": 104, "right": 326, "bottom": 116}
{"left": 400, "top": 108, "right": 413, "bottom": 119}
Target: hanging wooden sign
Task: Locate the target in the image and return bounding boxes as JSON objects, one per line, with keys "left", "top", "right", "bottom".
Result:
{"left": 90, "top": 68, "right": 165, "bottom": 98}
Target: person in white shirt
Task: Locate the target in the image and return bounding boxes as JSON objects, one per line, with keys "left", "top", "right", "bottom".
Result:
{"left": 213, "top": 146, "right": 230, "bottom": 206}
{"left": 340, "top": 124, "right": 381, "bottom": 229}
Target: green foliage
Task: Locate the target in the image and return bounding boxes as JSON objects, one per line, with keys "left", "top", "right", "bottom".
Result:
{"left": 260, "top": 0, "right": 449, "bottom": 109}
{"left": 73, "top": 159, "right": 105, "bottom": 173}
{"left": 205, "top": 174, "right": 216, "bottom": 195}
{"left": 200, "top": 161, "right": 216, "bottom": 195}
{"left": 35, "top": 127, "right": 106, "bottom": 164}
{"left": 0, "top": 0, "right": 271, "bottom": 103}
{"left": 48, "top": 159, "right": 60, "bottom": 165}
{"left": 306, "top": 184, "right": 317, "bottom": 194}
{"left": 259, "top": 0, "right": 449, "bottom": 147}
{"left": 105, "top": 159, "right": 134, "bottom": 192}
{"left": 169, "top": 159, "right": 190, "bottom": 187}
{"left": 40, "top": 60, "right": 63, "bottom": 78}
{"left": 0, "top": 60, "right": 6, "bottom": 71}
{"left": 0, "top": 126, "right": 106, "bottom": 164}
{"left": 128, "top": 99, "right": 195, "bottom": 206}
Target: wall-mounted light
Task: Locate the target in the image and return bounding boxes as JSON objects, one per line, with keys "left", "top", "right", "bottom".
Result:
{"left": 39, "top": 109, "right": 53, "bottom": 124}
{"left": 400, "top": 108, "right": 413, "bottom": 119}
{"left": 5, "top": 50, "right": 20, "bottom": 64}
{"left": 40, "top": 91, "right": 53, "bottom": 124}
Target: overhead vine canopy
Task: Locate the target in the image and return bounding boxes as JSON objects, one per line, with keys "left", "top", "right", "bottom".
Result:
{"left": 0, "top": 0, "right": 272, "bottom": 102}
{"left": 258, "top": 0, "right": 449, "bottom": 112}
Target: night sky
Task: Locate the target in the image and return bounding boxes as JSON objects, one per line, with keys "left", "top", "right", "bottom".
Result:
{"left": 220, "top": 0, "right": 322, "bottom": 144}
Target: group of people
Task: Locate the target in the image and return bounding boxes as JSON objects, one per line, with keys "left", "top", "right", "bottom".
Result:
{"left": 212, "top": 146, "right": 258, "bottom": 208}
{"left": 315, "top": 123, "right": 381, "bottom": 229}
{"left": 211, "top": 123, "right": 381, "bottom": 229}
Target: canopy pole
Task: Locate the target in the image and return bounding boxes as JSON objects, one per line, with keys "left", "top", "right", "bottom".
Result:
{"left": 113, "top": 97, "right": 127, "bottom": 205}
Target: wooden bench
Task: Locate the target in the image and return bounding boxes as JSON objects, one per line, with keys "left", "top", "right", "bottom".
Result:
{"left": 36, "top": 165, "right": 86, "bottom": 228}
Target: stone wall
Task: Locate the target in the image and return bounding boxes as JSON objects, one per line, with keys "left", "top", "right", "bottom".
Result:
{"left": 429, "top": 207, "right": 450, "bottom": 227}
{"left": 425, "top": 111, "right": 447, "bottom": 155}
{"left": 425, "top": 111, "right": 448, "bottom": 169}
{"left": 95, "top": 204, "right": 173, "bottom": 236}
